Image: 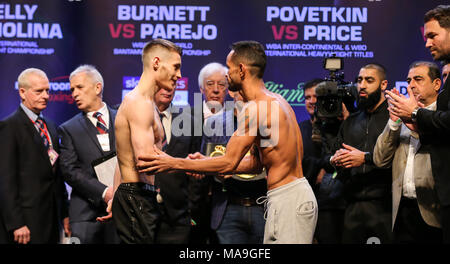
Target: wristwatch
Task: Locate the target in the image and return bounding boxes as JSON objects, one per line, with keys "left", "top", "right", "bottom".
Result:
{"left": 411, "top": 107, "right": 420, "bottom": 123}
{"left": 364, "top": 152, "right": 371, "bottom": 164}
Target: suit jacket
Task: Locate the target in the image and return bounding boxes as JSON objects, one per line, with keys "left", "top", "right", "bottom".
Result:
{"left": 186, "top": 104, "right": 211, "bottom": 231}
{"left": 200, "top": 109, "right": 233, "bottom": 230}
{"left": 155, "top": 108, "right": 202, "bottom": 226}
{"left": 374, "top": 121, "right": 441, "bottom": 228}
{"left": 416, "top": 79, "right": 450, "bottom": 206}
{"left": 58, "top": 106, "right": 117, "bottom": 222}
{"left": 0, "top": 107, "right": 68, "bottom": 243}
{"left": 299, "top": 119, "right": 322, "bottom": 187}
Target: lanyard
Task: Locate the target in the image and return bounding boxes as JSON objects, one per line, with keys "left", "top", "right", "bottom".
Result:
{"left": 30, "top": 118, "right": 52, "bottom": 147}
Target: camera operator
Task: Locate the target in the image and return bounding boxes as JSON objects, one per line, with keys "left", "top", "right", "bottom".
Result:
{"left": 301, "top": 78, "right": 349, "bottom": 244}
{"left": 330, "top": 63, "right": 392, "bottom": 244}
{"left": 299, "top": 78, "right": 324, "bottom": 188}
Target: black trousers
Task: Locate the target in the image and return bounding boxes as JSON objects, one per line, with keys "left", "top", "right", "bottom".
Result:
{"left": 441, "top": 205, "right": 450, "bottom": 244}
{"left": 342, "top": 199, "right": 393, "bottom": 244}
{"left": 112, "top": 183, "right": 161, "bottom": 244}
{"left": 393, "top": 197, "right": 442, "bottom": 243}
{"left": 70, "top": 220, "right": 120, "bottom": 244}
{"left": 155, "top": 221, "right": 191, "bottom": 244}
{"left": 315, "top": 209, "right": 345, "bottom": 244}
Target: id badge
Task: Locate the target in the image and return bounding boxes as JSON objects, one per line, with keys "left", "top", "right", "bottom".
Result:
{"left": 48, "top": 147, "right": 59, "bottom": 166}
{"left": 97, "top": 134, "right": 110, "bottom": 152}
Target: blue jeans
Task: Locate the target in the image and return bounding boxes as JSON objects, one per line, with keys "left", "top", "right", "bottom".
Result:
{"left": 216, "top": 204, "right": 265, "bottom": 244}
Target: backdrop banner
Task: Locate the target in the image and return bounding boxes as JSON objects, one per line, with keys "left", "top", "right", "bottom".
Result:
{"left": 0, "top": 0, "right": 446, "bottom": 124}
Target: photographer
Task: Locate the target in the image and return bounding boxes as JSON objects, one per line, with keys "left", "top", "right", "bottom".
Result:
{"left": 330, "top": 63, "right": 392, "bottom": 244}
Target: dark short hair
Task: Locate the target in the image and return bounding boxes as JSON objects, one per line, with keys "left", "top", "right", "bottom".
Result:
{"left": 230, "top": 40, "right": 267, "bottom": 78}
{"left": 361, "top": 63, "right": 387, "bottom": 81}
{"left": 303, "top": 78, "right": 323, "bottom": 91}
{"left": 424, "top": 5, "right": 450, "bottom": 28}
{"left": 409, "top": 61, "right": 441, "bottom": 81}
{"left": 142, "top": 38, "right": 182, "bottom": 67}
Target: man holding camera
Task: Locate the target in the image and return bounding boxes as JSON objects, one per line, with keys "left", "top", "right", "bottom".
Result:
{"left": 302, "top": 77, "right": 350, "bottom": 244}
{"left": 299, "top": 78, "right": 323, "bottom": 188}
{"left": 330, "top": 63, "right": 392, "bottom": 243}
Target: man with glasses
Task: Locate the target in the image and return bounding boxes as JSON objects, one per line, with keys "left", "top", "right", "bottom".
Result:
{"left": 189, "top": 62, "right": 229, "bottom": 244}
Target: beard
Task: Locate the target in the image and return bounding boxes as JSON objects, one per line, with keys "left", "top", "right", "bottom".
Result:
{"left": 357, "top": 87, "right": 382, "bottom": 111}
{"left": 430, "top": 47, "right": 450, "bottom": 62}
{"left": 227, "top": 77, "right": 242, "bottom": 92}
{"left": 228, "top": 82, "right": 242, "bottom": 92}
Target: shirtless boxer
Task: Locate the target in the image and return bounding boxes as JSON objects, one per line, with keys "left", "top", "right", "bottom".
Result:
{"left": 111, "top": 39, "right": 181, "bottom": 243}
{"left": 137, "top": 41, "right": 318, "bottom": 244}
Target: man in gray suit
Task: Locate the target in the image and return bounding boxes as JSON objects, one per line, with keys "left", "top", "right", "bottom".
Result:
{"left": 59, "top": 65, "right": 120, "bottom": 243}
{"left": 374, "top": 61, "right": 442, "bottom": 243}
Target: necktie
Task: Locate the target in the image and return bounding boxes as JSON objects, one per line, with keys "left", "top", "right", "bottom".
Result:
{"left": 35, "top": 117, "right": 50, "bottom": 149}
{"left": 93, "top": 112, "right": 108, "bottom": 134}
{"left": 159, "top": 112, "right": 167, "bottom": 151}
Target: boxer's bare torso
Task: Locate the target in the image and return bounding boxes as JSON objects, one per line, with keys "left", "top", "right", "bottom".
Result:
{"left": 252, "top": 90, "right": 304, "bottom": 190}
{"left": 115, "top": 88, "right": 164, "bottom": 186}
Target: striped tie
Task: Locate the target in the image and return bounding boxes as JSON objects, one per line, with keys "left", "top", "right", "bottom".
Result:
{"left": 35, "top": 117, "right": 49, "bottom": 149}
{"left": 159, "top": 112, "right": 167, "bottom": 151}
{"left": 93, "top": 112, "right": 108, "bottom": 134}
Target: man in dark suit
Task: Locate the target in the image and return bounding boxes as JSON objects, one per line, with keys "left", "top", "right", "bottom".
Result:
{"left": 0, "top": 68, "right": 69, "bottom": 244}
{"left": 58, "top": 65, "right": 120, "bottom": 244}
{"left": 385, "top": 5, "right": 450, "bottom": 243}
{"left": 153, "top": 86, "right": 202, "bottom": 243}
{"left": 189, "top": 62, "right": 230, "bottom": 244}
{"left": 298, "top": 78, "right": 323, "bottom": 188}
{"left": 201, "top": 90, "right": 267, "bottom": 244}
{"left": 443, "top": 61, "right": 450, "bottom": 83}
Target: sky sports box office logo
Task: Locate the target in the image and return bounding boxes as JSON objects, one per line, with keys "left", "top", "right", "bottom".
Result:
{"left": 122, "top": 76, "right": 189, "bottom": 106}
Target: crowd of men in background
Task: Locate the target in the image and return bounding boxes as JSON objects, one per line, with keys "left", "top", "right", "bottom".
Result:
{"left": 0, "top": 5, "right": 449, "bottom": 244}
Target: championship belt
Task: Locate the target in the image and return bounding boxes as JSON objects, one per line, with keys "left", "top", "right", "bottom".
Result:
{"left": 209, "top": 145, "right": 226, "bottom": 157}
{"left": 205, "top": 143, "right": 266, "bottom": 181}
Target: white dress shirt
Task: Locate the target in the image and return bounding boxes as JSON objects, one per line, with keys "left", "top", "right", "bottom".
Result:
{"left": 203, "top": 100, "right": 224, "bottom": 123}
{"left": 86, "top": 102, "right": 110, "bottom": 199}
{"left": 86, "top": 102, "right": 109, "bottom": 129}
{"left": 159, "top": 107, "right": 172, "bottom": 144}
{"left": 20, "top": 103, "right": 53, "bottom": 146}
{"left": 389, "top": 102, "right": 436, "bottom": 199}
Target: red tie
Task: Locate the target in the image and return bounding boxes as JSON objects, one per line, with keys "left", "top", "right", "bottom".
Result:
{"left": 35, "top": 117, "right": 50, "bottom": 149}
{"left": 93, "top": 112, "right": 108, "bottom": 134}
